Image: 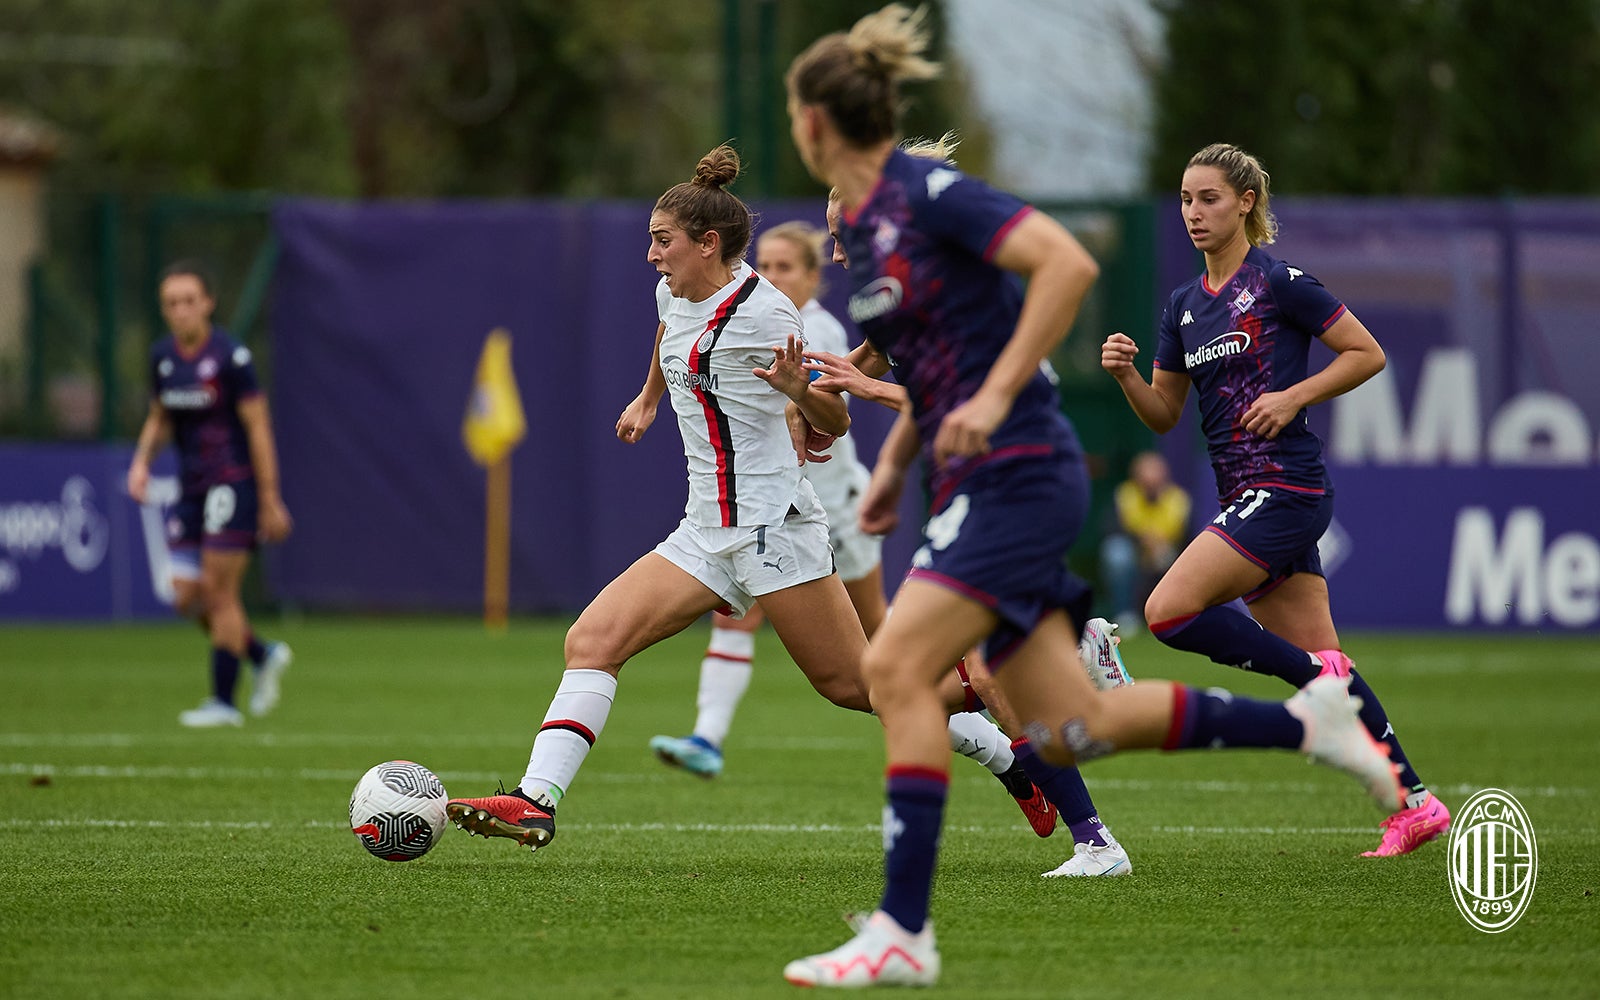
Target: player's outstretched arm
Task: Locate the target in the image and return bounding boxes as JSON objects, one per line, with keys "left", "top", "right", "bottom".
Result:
{"left": 618, "top": 322, "right": 669, "bottom": 444}
{"left": 804, "top": 350, "right": 907, "bottom": 411}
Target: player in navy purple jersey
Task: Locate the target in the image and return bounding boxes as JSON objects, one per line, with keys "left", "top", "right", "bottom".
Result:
{"left": 781, "top": 8, "right": 1402, "bottom": 989}
{"left": 1101, "top": 143, "right": 1450, "bottom": 860}
{"left": 127, "top": 261, "right": 293, "bottom": 728}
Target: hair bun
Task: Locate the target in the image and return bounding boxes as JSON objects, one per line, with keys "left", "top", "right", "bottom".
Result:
{"left": 694, "top": 144, "right": 742, "bottom": 188}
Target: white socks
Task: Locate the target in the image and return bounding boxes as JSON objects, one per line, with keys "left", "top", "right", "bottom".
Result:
{"left": 946, "top": 711, "right": 1016, "bottom": 774}
{"left": 692, "top": 627, "right": 755, "bottom": 747}
{"left": 521, "top": 668, "right": 618, "bottom": 801}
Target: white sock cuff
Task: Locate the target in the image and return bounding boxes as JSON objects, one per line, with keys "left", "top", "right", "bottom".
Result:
{"left": 707, "top": 627, "right": 756, "bottom": 661}
{"left": 554, "top": 668, "right": 618, "bottom": 701}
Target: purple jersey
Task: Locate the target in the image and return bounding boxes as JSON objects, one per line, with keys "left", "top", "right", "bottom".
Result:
{"left": 841, "top": 149, "right": 1080, "bottom": 502}
{"left": 1154, "top": 246, "right": 1347, "bottom": 500}
{"left": 149, "top": 328, "right": 261, "bottom": 495}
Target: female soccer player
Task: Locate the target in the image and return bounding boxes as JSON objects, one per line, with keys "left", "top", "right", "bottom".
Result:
{"left": 127, "top": 261, "right": 294, "bottom": 727}
{"left": 780, "top": 6, "right": 1400, "bottom": 988}
{"left": 647, "top": 221, "right": 891, "bottom": 779}
{"left": 1100, "top": 142, "right": 1450, "bottom": 859}
{"left": 447, "top": 146, "right": 881, "bottom": 850}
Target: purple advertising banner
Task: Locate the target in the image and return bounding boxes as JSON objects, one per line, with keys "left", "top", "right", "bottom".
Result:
{"left": 1156, "top": 200, "right": 1600, "bottom": 630}
{"left": 269, "top": 199, "right": 914, "bottom": 614}
{"left": 0, "top": 444, "right": 178, "bottom": 621}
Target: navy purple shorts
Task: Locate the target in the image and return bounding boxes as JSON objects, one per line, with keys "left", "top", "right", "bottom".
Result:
{"left": 905, "top": 453, "right": 1092, "bottom": 667}
{"left": 168, "top": 479, "right": 260, "bottom": 552}
{"left": 1203, "top": 481, "right": 1330, "bottom": 602}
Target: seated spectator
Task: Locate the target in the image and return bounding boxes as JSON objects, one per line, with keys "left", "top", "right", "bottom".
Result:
{"left": 1100, "top": 450, "right": 1189, "bottom": 629}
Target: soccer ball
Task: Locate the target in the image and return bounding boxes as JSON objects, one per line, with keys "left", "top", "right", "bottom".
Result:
{"left": 348, "top": 760, "right": 449, "bottom": 861}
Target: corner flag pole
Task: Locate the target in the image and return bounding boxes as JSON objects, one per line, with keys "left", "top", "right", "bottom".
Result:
{"left": 461, "top": 327, "right": 526, "bottom": 632}
{"left": 484, "top": 454, "right": 511, "bottom": 630}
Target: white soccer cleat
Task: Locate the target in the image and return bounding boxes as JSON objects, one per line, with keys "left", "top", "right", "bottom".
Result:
{"left": 179, "top": 698, "right": 244, "bottom": 728}
{"left": 783, "top": 910, "right": 940, "bottom": 988}
{"left": 1079, "top": 617, "right": 1133, "bottom": 690}
{"left": 1042, "top": 838, "right": 1133, "bottom": 878}
{"left": 1286, "top": 674, "right": 1404, "bottom": 812}
{"left": 249, "top": 641, "right": 293, "bottom": 717}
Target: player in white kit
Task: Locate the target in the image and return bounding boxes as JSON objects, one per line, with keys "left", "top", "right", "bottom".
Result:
{"left": 446, "top": 146, "right": 880, "bottom": 851}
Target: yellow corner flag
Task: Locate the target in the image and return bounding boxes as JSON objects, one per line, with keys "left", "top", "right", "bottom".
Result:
{"left": 462, "top": 328, "right": 527, "bottom": 467}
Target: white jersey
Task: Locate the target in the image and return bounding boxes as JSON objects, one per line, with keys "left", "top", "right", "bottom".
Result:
{"left": 797, "top": 299, "right": 871, "bottom": 516}
{"left": 657, "top": 263, "right": 812, "bottom": 528}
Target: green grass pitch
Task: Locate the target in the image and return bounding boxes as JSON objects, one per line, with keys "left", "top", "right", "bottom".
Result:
{"left": 1, "top": 619, "right": 1595, "bottom": 998}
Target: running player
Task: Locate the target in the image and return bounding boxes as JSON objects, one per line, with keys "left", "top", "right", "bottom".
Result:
{"left": 1100, "top": 142, "right": 1450, "bottom": 859}
{"left": 127, "top": 260, "right": 294, "bottom": 728}
{"left": 779, "top": 6, "right": 1401, "bottom": 988}
{"left": 646, "top": 219, "right": 1111, "bottom": 855}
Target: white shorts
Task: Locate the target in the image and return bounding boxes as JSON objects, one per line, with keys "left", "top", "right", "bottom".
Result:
{"left": 654, "top": 492, "right": 836, "bottom": 618}
{"left": 829, "top": 514, "right": 883, "bottom": 584}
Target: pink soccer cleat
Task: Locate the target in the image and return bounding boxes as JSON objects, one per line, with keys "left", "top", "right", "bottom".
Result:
{"left": 1362, "top": 792, "right": 1452, "bottom": 857}
{"left": 1313, "top": 648, "right": 1353, "bottom": 681}
{"left": 784, "top": 911, "right": 940, "bottom": 988}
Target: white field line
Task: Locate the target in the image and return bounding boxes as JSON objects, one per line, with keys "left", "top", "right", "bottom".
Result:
{"left": 0, "top": 816, "right": 1388, "bottom": 836}
{"left": 0, "top": 761, "right": 1584, "bottom": 801}
{"left": 3, "top": 818, "right": 1593, "bottom": 838}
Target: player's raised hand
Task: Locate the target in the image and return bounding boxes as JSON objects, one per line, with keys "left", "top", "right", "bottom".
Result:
{"left": 803, "top": 351, "right": 869, "bottom": 396}
{"left": 754, "top": 334, "right": 811, "bottom": 401}
{"left": 1101, "top": 332, "right": 1139, "bottom": 378}
{"left": 616, "top": 390, "right": 659, "bottom": 444}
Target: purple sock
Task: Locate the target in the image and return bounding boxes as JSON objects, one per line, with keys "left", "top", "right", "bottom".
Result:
{"left": 246, "top": 633, "right": 267, "bottom": 667}
{"left": 1347, "top": 669, "right": 1423, "bottom": 791}
{"left": 878, "top": 766, "right": 947, "bottom": 935}
{"left": 1151, "top": 605, "right": 1318, "bottom": 684}
{"left": 1011, "top": 739, "right": 1106, "bottom": 845}
{"left": 211, "top": 647, "right": 241, "bottom": 706}
{"left": 1162, "top": 685, "right": 1304, "bottom": 750}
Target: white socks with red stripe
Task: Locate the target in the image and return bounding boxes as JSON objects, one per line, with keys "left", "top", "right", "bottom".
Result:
{"left": 692, "top": 627, "right": 755, "bottom": 747}
{"left": 521, "top": 668, "right": 618, "bottom": 802}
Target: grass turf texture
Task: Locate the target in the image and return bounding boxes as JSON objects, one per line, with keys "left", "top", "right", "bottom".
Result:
{"left": 1, "top": 619, "right": 1595, "bottom": 998}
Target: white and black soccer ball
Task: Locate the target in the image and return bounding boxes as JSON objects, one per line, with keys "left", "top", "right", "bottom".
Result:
{"left": 348, "top": 760, "right": 448, "bottom": 862}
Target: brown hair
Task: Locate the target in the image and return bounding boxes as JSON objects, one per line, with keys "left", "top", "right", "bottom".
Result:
{"left": 1186, "top": 142, "right": 1278, "bottom": 246}
{"left": 653, "top": 145, "right": 754, "bottom": 265}
{"left": 786, "top": 4, "right": 941, "bottom": 148}
{"left": 159, "top": 259, "right": 214, "bottom": 297}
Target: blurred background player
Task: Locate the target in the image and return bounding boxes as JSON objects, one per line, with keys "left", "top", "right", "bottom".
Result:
{"left": 1100, "top": 142, "right": 1449, "bottom": 858}
{"left": 1099, "top": 449, "right": 1189, "bottom": 630}
{"left": 126, "top": 260, "right": 294, "bottom": 728}
{"left": 780, "top": 7, "right": 1401, "bottom": 988}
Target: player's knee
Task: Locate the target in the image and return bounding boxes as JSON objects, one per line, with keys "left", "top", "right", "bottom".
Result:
{"left": 563, "top": 617, "right": 626, "bottom": 673}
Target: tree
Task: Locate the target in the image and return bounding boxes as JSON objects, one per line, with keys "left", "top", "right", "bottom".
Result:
{"left": 1149, "top": 0, "right": 1600, "bottom": 195}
